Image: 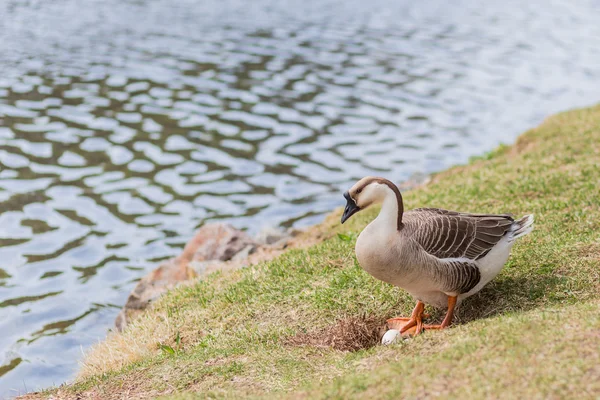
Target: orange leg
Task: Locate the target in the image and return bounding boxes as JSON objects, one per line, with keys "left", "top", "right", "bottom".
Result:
{"left": 387, "top": 301, "right": 426, "bottom": 336}
{"left": 423, "top": 295, "right": 458, "bottom": 330}
{"left": 387, "top": 296, "right": 458, "bottom": 337}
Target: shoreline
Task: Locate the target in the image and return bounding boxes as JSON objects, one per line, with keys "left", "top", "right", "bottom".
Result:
{"left": 20, "top": 105, "right": 600, "bottom": 399}
{"left": 113, "top": 170, "right": 432, "bottom": 332}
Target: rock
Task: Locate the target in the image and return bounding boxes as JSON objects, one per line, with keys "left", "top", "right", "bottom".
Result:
{"left": 254, "top": 226, "right": 302, "bottom": 249}
{"left": 398, "top": 171, "right": 430, "bottom": 191}
{"left": 188, "top": 259, "right": 225, "bottom": 276}
{"left": 255, "top": 226, "right": 290, "bottom": 246}
{"left": 286, "top": 227, "right": 304, "bottom": 237}
{"left": 231, "top": 244, "right": 257, "bottom": 261}
{"left": 189, "top": 223, "right": 258, "bottom": 262}
{"left": 115, "top": 223, "right": 258, "bottom": 331}
{"left": 115, "top": 256, "right": 195, "bottom": 331}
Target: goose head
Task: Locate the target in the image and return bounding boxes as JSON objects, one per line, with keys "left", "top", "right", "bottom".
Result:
{"left": 341, "top": 176, "right": 404, "bottom": 229}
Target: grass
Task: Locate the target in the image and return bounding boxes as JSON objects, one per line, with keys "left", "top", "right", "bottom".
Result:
{"left": 22, "top": 105, "right": 600, "bottom": 399}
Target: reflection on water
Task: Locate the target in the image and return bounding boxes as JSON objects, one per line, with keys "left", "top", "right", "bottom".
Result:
{"left": 1, "top": 0, "right": 600, "bottom": 395}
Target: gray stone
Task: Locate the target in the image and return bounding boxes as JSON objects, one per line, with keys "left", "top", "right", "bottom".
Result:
{"left": 231, "top": 244, "right": 257, "bottom": 261}
{"left": 398, "top": 172, "right": 431, "bottom": 191}
{"left": 255, "top": 226, "right": 291, "bottom": 246}
{"left": 189, "top": 223, "right": 257, "bottom": 262}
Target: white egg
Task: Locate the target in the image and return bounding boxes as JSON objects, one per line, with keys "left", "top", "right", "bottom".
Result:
{"left": 381, "top": 329, "right": 401, "bottom": 345}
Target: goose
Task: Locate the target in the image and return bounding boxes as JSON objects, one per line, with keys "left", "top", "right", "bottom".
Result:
{"left": 341, "top": 176, "right": 534, "bottom": 336}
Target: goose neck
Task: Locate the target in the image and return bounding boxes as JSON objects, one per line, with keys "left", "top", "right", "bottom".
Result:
{"left": 374, "top": 188, "right": 403, "bottom": 232}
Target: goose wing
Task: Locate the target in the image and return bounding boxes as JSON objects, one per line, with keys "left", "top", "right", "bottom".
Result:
{"left": 406, "top": 208, "right": 515, "bottom": 261}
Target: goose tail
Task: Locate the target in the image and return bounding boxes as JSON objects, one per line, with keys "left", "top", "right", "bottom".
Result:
{"left": 509, "top": 214, "right": 534, "bottom": 241}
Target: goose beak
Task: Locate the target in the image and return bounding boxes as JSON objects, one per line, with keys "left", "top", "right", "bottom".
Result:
{"left": 341, "top": 191, "right": 360, "bottom": 224}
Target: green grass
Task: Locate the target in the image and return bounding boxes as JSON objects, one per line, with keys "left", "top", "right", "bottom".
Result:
{"left": 24, "top": 105, "right": 600, "bottom": 399}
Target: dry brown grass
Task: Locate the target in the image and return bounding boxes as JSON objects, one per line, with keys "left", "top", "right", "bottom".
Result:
{"left": 78, "top": 311, "right": 178, "bottom": 379}
{"left": 286, "top": 315, "right": 387, "bottom": 352}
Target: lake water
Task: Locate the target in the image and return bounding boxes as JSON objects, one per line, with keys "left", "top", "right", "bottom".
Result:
{"left": 1, "top": 0, "right": 600, "bottom": 396}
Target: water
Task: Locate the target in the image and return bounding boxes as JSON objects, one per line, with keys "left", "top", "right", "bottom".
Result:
{"left": 1, "top": 0, "right": 599, "bottom": 396}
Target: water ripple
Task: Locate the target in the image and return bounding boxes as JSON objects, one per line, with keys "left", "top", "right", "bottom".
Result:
{"left": 1, "top": 0, "right": 600, "bottom": 396}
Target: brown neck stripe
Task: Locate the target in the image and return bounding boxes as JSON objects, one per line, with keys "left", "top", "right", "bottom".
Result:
{"left": 355, "top": 177, "right": 404, "bottom": 230}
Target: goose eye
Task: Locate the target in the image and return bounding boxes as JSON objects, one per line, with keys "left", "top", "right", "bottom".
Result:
{"left": 356, "top": 188, "right": 362, "bottom": 194}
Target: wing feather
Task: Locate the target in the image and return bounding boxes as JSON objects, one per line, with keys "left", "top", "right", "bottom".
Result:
{"left": 405, "top": 208, "right": 515, "bottom": 261}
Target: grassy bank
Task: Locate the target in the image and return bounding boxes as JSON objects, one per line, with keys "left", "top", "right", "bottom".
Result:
{"left": 26, "top": 105, "right": 600, "bottom": 399}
